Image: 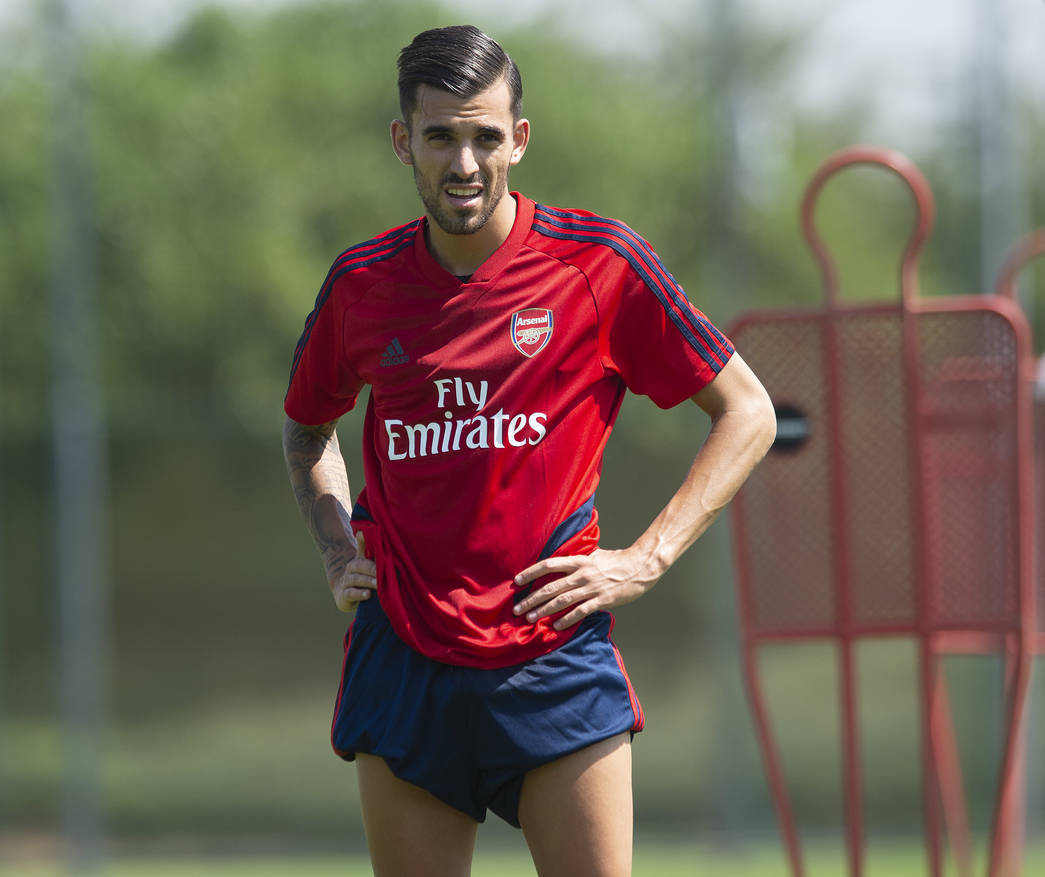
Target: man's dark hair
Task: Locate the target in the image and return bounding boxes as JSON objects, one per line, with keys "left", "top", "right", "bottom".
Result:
{"left": 397, "top": 25, "right": 523, "bottom": 124}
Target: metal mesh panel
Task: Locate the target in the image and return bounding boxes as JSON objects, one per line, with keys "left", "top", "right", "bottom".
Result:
{"left": 917, "top": 310, "right": 1022, "bottom": 628}
{"left": 835, "top": 311, "right": 917, "bottom": 628}
{"left": 731, "top": 304, "right": 1024, "bottom": 638}
{"left": 732, "top": 317, "right": 836, "bottom": 632}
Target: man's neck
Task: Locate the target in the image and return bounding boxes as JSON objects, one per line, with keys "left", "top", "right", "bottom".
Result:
{"left": 425, "top": 194, "right": 517, "bottom": 277}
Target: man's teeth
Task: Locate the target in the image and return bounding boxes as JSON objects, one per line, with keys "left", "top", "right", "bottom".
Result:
{"left": 447, "top": 188, "right": 479, "bottom": 197}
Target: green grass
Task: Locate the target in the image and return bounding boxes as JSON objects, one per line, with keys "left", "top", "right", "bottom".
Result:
{"left": 0, "top": 847, "right": 803, "bottom": 877}
{"left": 8, "top": 839, "right": 1045, "bottom": 877}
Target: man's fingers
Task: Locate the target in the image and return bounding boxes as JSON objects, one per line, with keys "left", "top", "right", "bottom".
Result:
{"left": 333, "top": 576, "right": 377, "bottom": 613}
{"left": 511, "top": 548, "right": 648, "bottom": 628}
{"left": 512, "top": 555, "right": 598, "bottom": 619}
{"left": 333, "top": 587, "right": 374, "bottom": 613}
{"left": 552, "top": 600, "right": 599, "bottom": 631}
{"left": 337, "top": 586, "right": 374, "bottom": 601}
{"left": 332, "top": 530, "right": 377, "bottom": 612}
{"left": 349, "top": 531, "right": 377, "bottom": 578}
{"left": 343, "top": 560, "right": 377, "bottom": 584}
{"left": 514, "top": 555, "right": 581, "bottom": 586}
{"left": 513, "top": 572, "right": 579, "bottom": 614}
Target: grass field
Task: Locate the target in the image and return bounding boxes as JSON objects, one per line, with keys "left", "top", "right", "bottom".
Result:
{"left": 9, "top": 838, "right": 1045, "bottom": 877}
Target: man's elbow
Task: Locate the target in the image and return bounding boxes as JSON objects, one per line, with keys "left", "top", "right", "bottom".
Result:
{"left": 743, "top": 385, "right": 777, "bottom": 462}
{"left": 754, "top": 392, "right": 777, "bottom": 458}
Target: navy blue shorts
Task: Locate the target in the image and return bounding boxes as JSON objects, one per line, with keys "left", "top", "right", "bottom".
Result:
{"left": 330, "top": 595, "right": 644, "bottom": 827}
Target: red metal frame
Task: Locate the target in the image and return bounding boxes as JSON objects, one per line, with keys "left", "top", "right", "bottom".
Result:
{"left": 997, "top": 228, "right": 1045, "bottom": 657}
{"left": 991, "top": 229, "right": 1045, "bottom": 875}
{"left": 996, "top": 229, "right": 1045, "bottom": 656}
{"left": 729, "top": 146, "right": 1036, "bottom": 877}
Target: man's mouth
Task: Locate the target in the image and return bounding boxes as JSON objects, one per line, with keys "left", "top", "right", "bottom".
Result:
{"left": 445, "top": 185, "right": 483, "bottom": 206}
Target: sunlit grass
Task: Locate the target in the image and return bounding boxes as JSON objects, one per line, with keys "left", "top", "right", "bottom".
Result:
{"left": 9, "top": 839, "right": 1045, "bottom": 877}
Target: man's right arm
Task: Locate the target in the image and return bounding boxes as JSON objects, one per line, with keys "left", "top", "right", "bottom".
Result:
{"left": 282, "top": 415, "right": 377, "bottom": 611}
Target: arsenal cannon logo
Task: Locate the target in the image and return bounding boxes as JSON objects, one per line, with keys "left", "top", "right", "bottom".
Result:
{"left": 510, "top": 308, "right": 554, "bottom": 358}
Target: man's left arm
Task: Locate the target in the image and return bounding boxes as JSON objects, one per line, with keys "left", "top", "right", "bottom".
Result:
{"left": 513, "top": 351, "right": 776, "bottom": 630}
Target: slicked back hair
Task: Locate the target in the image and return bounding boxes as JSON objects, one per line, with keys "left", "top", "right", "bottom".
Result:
{"left": 397, "top": 25, "right": 523, "bottom": 126}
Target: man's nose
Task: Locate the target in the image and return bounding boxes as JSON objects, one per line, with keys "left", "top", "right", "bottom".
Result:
{"left": 450, "top": 144, "right": 480, "bottom": 178}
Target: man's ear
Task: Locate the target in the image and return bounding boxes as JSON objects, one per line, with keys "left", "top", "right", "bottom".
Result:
{"left": 510, "top": 118, "right": 530, "bottom": 166}
{"left": 390, "top": 119, "right": 413, "bottom": 166}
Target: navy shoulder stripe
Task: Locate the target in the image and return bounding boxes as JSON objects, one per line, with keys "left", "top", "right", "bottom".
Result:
{"left": 288, "top": 220, "right": 420, "bottom": 386}
{"left": 331, "top": 219, "right": 421, "bottom": 273}
{"left": 532, "top": 206, "right": 731, "bottom": 370}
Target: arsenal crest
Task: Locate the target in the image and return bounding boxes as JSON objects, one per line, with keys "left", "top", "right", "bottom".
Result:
{"left": 511, "top": 308, "right": 553, "bottom": 358}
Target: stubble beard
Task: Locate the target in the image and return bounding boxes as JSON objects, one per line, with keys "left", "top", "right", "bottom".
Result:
{"left": 414, "top": 167, "right": 508, "bottom": 237}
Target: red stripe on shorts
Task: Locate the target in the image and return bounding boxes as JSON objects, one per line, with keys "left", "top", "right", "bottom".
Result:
{"left": 611, "top": 641, "right": 645, "bottom": 732}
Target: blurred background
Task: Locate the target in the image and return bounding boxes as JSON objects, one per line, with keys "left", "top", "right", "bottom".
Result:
{"left": 1, "top": 0, "right": 1044, "bottom": 873}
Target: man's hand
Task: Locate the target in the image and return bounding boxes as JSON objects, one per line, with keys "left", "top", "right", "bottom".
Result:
{"left": 332, "top": 530, "right": 378, "bottom": 612}
{"left": 512, "top": 548, "right": 661, "bottom": 631}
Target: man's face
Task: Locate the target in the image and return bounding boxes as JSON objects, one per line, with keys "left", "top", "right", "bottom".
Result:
{"left": 392, "top": 79, "right": 529, "bottom": 237}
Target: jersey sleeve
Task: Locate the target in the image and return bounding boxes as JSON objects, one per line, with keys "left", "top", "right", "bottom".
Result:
{"left": 598, "top": 235, "right": 734, "bottom": 409}
{"left": 283, "top": 270, "right": 364, "bottom": 425}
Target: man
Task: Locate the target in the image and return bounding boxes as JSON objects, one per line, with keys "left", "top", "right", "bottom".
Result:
{"left": 282, "top": 24, "right": 776, "bottom": 877}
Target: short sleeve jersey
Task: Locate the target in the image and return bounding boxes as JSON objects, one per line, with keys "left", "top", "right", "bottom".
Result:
{"left": 285, "top": 194, "right": 734, "bottom": 668}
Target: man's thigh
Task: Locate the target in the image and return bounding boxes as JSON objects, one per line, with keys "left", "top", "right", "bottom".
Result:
{"left": 356, "top": 752, "right": 480, "bottom": 877}
{"left": 517, "top": 732, "right": 633, "bottom": 877}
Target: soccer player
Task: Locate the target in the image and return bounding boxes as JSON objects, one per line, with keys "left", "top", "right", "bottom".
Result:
{"left": 282, "top": 24, "right": 776, "bottom": 877}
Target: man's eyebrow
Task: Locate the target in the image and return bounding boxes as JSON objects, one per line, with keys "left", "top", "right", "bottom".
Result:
{"left": 420, "top": 123, "right": 507, "bottom": 138}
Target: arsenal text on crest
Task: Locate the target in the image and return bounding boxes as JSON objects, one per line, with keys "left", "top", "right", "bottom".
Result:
{"left": 511, "top": 308, "right": 553, "bottom": 358}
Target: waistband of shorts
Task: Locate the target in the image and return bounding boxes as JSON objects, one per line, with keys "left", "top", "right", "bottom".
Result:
{"left": 350, "top": 589, "right": 613, "bottom": 669}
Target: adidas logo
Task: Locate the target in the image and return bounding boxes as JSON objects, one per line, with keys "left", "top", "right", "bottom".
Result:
{"left": 380, "top": 338, "right": 409, "bottom": 368}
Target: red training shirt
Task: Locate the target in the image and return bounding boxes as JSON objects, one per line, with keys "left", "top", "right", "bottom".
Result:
{"left": 285, "top": 194, "right": 734, "bottom": 668}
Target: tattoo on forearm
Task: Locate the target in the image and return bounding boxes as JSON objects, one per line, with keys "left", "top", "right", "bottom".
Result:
{"left": 283, "top": 419, "right": 356, "bottom": 582}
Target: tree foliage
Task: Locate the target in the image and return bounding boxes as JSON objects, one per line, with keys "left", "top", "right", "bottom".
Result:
{"left": 0, "top": 1, "right": 715, "bottom": 438}
{"left": 3, "top": 1, "right": 1040, "bottom": 441}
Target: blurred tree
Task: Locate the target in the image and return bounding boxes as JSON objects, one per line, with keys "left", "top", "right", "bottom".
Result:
{"left": 0, "top": 1, "right": 717, "bottom": 440}
{"left": 4, "top": 0, "right": 1036, "bottom": 441}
